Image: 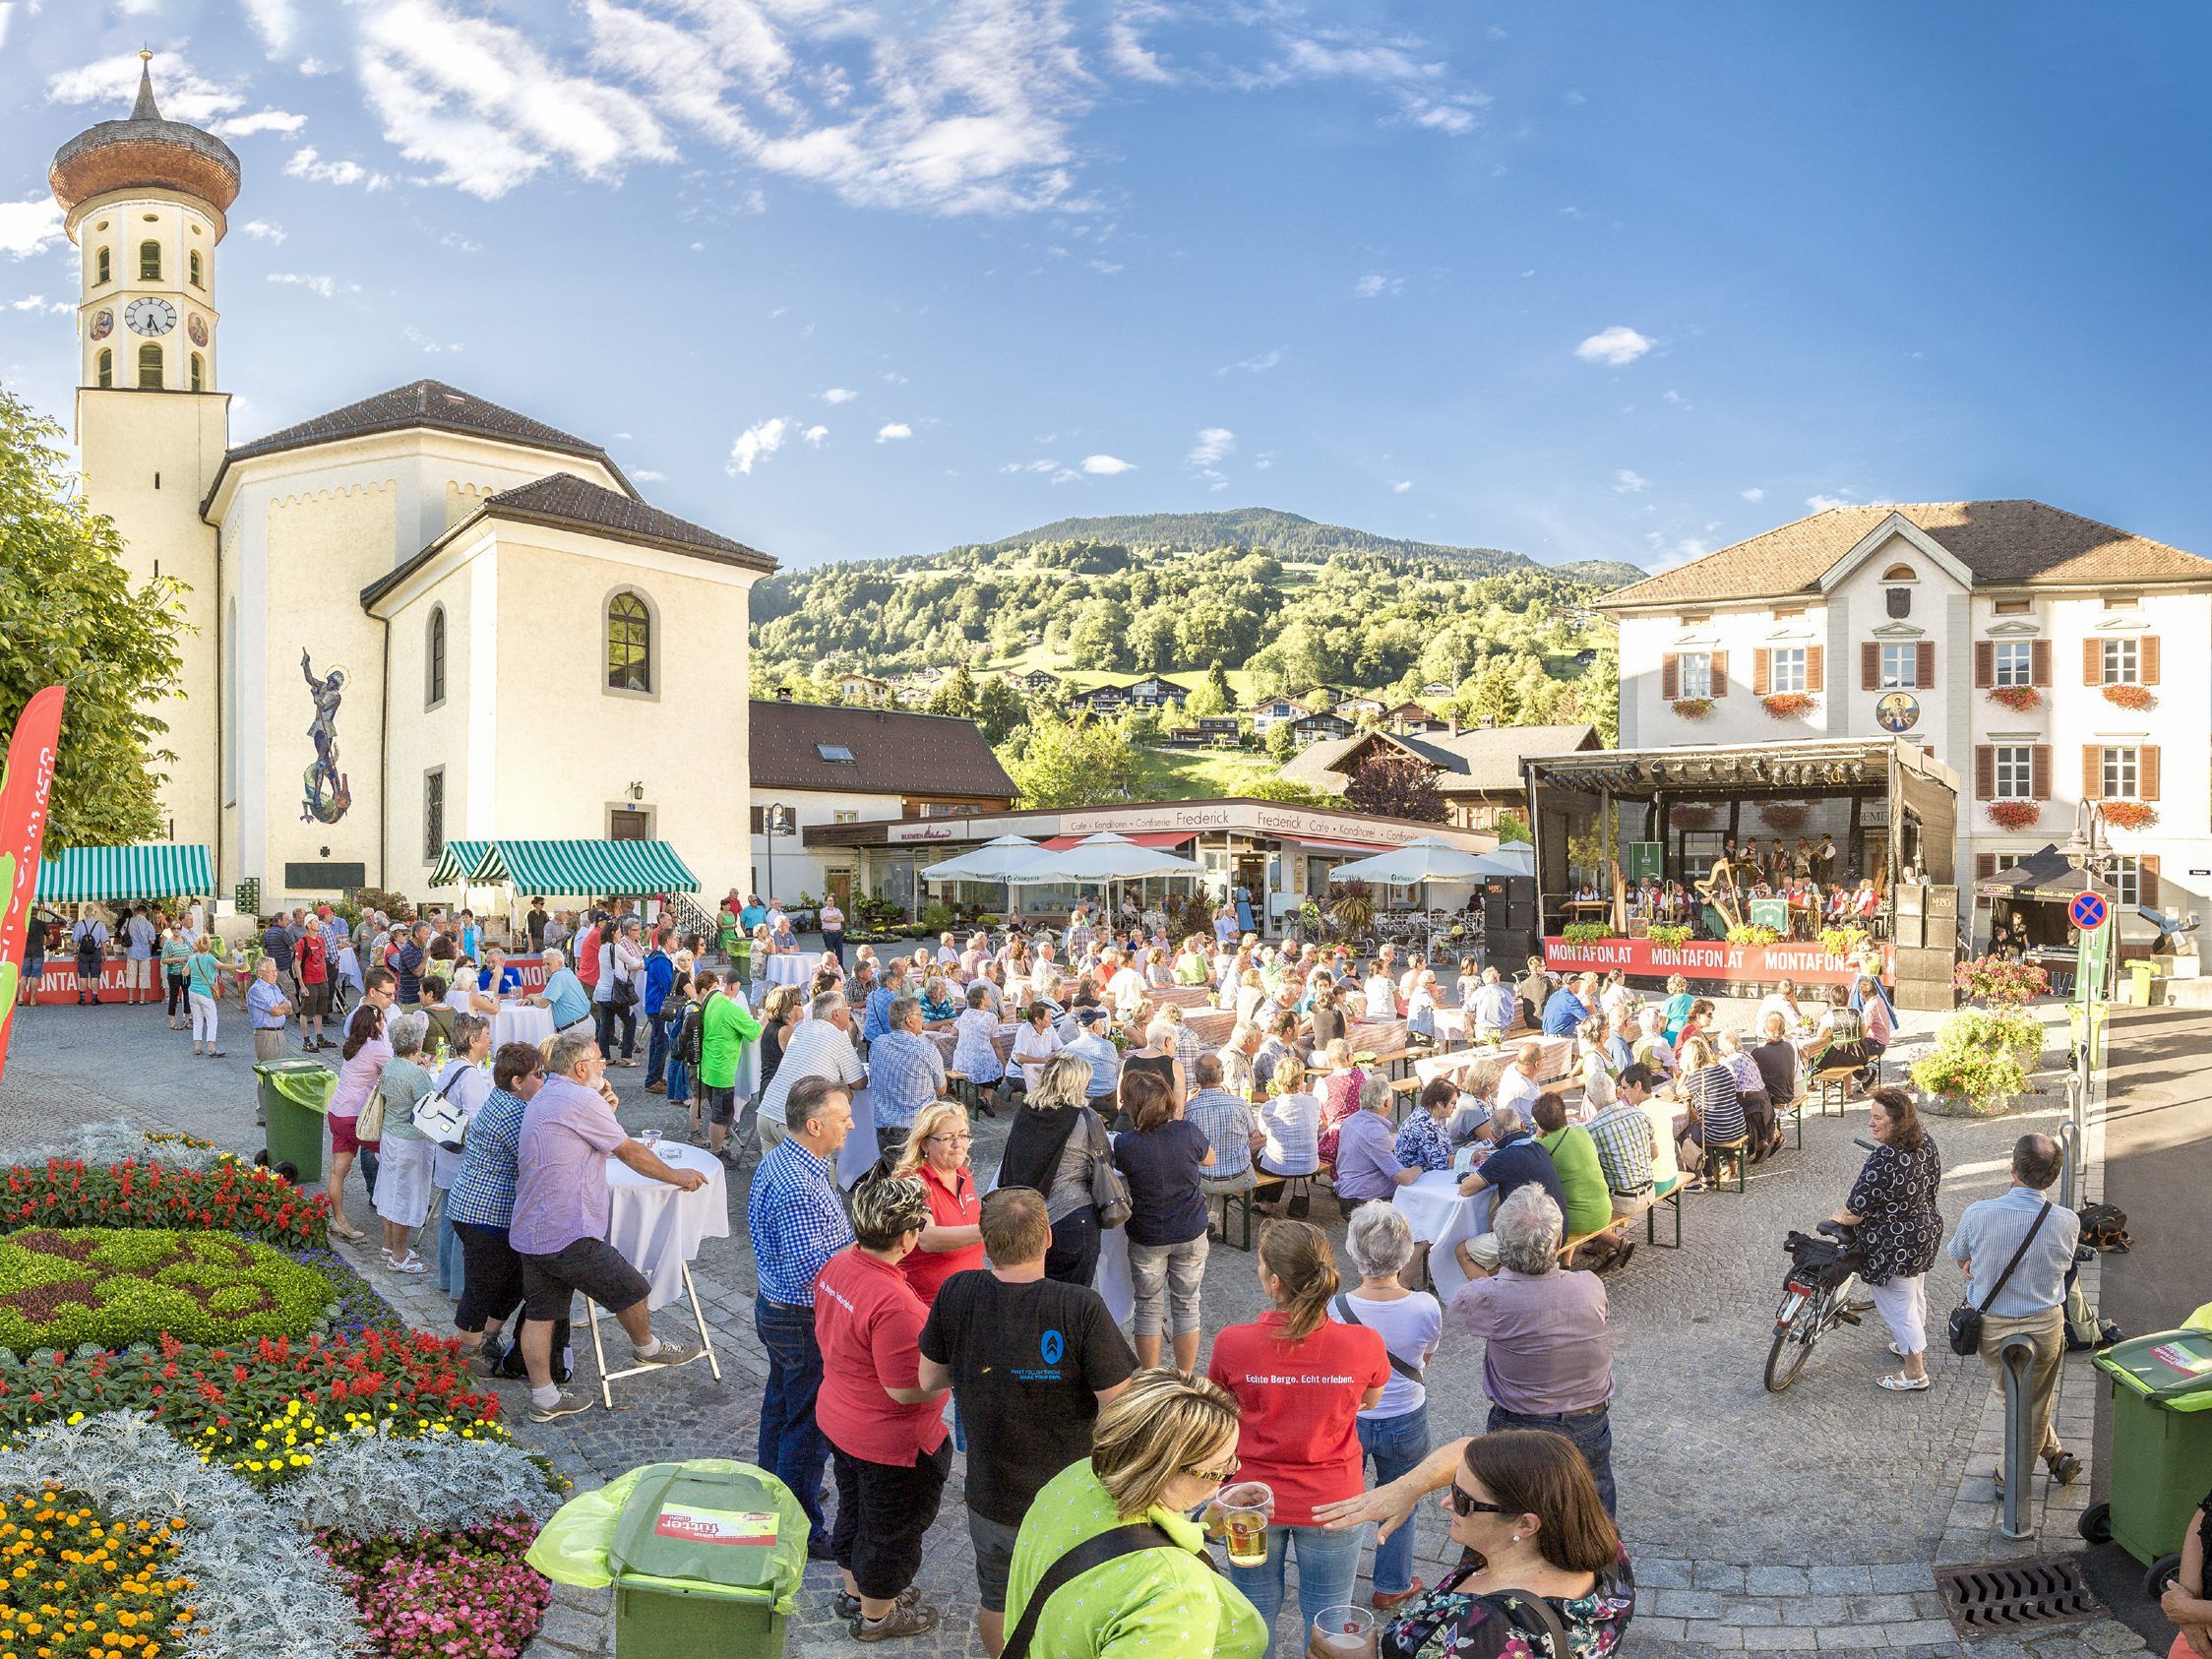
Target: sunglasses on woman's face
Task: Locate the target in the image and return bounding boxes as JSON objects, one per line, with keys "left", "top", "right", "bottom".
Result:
{"left": 1446, "top": 1485, "right": 1513, "bottom": 1518}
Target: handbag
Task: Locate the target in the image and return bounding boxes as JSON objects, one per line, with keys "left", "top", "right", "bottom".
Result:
{"left": 413, "top": 1061, "right": 472, "bottom": 1145}
{"left": 1084, "top": 1108, "right": 1133, "bottom": 1230}
{"left": 1946, "top": 1199, "right": 2052, "bottom": 1357}
{"left": 1001, "top": 1520, "right": 1204, "bottom": 1659}
{"left": 354, "top": 1088, "right": 387, "bottom": 1142}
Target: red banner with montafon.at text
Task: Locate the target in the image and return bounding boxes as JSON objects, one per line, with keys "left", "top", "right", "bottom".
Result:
{"left": 1544, "top": 933, "right": 1891, "bottom": 988}
{"left": 0, "top": 687, "right": 68, "bottom": 1088}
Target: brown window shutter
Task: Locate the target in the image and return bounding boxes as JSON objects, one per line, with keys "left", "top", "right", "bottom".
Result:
{"left": 2032, "top": 745, "right": 2051, "bottom": 801}
{"left": 2082, "top": 746, "right": 2102, "bottom": 800}
{"left": 1915, "top": 641, "right": 1935, "bottom": 689}
{"left": 2031, "top": 639, "right": 2051, "bottom": 687}
{"left": 1806, "top": 645, "right": 1823, "bottom": 692}
{"left": 1752, "top": 649, "right": 1770, "bottom": 697}
{"left": 1710, "top": 651, "right": 1729, "bottom": 698}
{"left": 1661, "top": 655, "right": 1678, "bottom": 701}
{"left": 1974, "top": 642, "right": 1993, "bottom": 688}
{"left": 1976, "top": 854, "right": 1997, "bottom": 882}
{"left": 1861, "top": 642, "right": 1879, "bottom": 690}
{"left": 2083, "top": 638, "right": 2102, "bottom": 686}
{"left": 2141, "top": 855, "right": 2161, "bottom": 909}
{"left": 2140, "top": 744, "right": 2160, "bottom": 801}
{"left": 2142, "top": 636, "right": 2160, "bottom": 685}
{"left": 1974, "top": 746, "right": 1994, "bottom": 800}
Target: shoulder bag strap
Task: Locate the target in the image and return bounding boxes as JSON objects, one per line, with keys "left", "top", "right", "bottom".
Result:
{"left": 1975, "top": 1200, "right": 2053, "bottom": 1314}
{"left": 1001, "top": 1522, "right": 1191, "bottom": 1659}
{"left": 1332, "top": 1293, "right": 1425, "bottom": 1386}
{"left": 1477, "top": 1587, "right": 1575, "bottom": 1656}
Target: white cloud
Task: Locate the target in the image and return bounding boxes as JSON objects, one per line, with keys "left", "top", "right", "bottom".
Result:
{"left": 1186, "top": 427, "right": 1235, "bottom": 467}
{"left": 243, "top": 0, "right": 300, "bottom": 57}
{"left": 1649, "top": 538, "right": 1708, "bottom": 572}
{"left": 1106, "top": 4, "right": 1175, "bottom": 85}
{"left": 0, "top": 197, "right": 64, "bottom": 260}
{"left": 821, "top": 387, "right": 857, "bottom": 403}
{"left": 1574, "top": 326, "right": 1651, "bottom": 366}
{"left": 400, "top": 324, "right": 462, "bottom": 352}
{"left": 1612, "top": 468, "right": 1650, "bottom": 494}
{"left": 803, "top": 424, "right": 828, "bottom": 446}
{"left": 1218, "top": 348, "right": 1281, "bottom": 375}
{"left": 881, "top": 372, "right": 908, "bottom": 385}
{"left": 728, "top": 416, "right": 790, "bottom": 474}
{"left": 1740, "top": 487, "right": 1763, "bottom": 502}
{"left": 1563, "top": 89, "right": 1587, "bottom": 106}
{"left": 629, "top": 467, "right": 666, "bottom": 482}
{"left": 1081, "top": 454, "right": 1133, "bottom": 474}
{"left": 877, "top": 422, "right": 913, "bottom": 442}
{"left": 1390, "top": 479, "right": 1413, "bottom": 494}
{"left": 283, "top": 147, "right": 384, "bottom": 188}
{"left": 1354, "top": 272, "right": 1401, "bottom": 299}
{"left": 266, "top": 272, "right": 348, "bottom": 298}
{"left": 216, "top": 109, "right": 309, "bottom": 137}
{"left": 241, "top": 219, "right": 288, "bottom": 244}
{"left": 7, "top": 295, "right": 71, "bottom": 314}
{"left": 1088, "top": 258, "right": 1123, "bottom": 275}
{"left": 1662, "top": 389, "right": 1686, "bottom": 405}
{"left": 1806, "top": 493, "right": 1852, "bottom": 513}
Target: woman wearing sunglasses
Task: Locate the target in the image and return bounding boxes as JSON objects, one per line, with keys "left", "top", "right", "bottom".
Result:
{"left": 1315, "top": 1429, "right": 1634, "bottom": 1656}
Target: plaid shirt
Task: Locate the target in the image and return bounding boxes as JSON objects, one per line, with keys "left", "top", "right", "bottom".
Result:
{"left": 1394, "top": 1109, "right": 1454, "bottom": 1173}
{"left": 748, "top": 1138, "right": 855, "bottom": 1306}
{"left": 1585, "top": 1100, "right": 1657, "bottom": 1195}
{"left": 1185, "top": 1086, "right": 1254, "bottom": 1178}
{"left": 866, "top": 1029, "right": 945, "bottom": 1131}
{"left": 444, "top": 1087, "right": 528, "bottom": 1229}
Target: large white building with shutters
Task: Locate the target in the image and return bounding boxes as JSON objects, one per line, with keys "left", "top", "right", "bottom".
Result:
{"left": 1598, "top": 501, "right": 2212, "bottom": 946}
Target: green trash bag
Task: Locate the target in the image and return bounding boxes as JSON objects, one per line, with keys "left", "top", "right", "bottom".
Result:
{"left": 255, "top": 1061, "right": 337, "bottom": 1113}
{"left": 527, "top": 1460, "right": 811, "bottom": 1616}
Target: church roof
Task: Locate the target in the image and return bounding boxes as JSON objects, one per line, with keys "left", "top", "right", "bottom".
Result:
{"left": 750, "top": 700, "right": 1016, "bottom": 801}
{"left": 360, "top": 471, "right": 774, "bottom": 610}
{"left": 50, "top": 56, "right": 242, "bottom": 216}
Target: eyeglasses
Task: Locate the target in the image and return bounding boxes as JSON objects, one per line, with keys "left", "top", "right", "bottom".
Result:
{"left": 1446, "top": 1485, "right": 1513, "bottom": 1518}
{"left": 927, "top": 1131, "right": 972, "bottom": 1144}
{"left": 1182, "top": 1454, "right": 1239, "bottom": 1483}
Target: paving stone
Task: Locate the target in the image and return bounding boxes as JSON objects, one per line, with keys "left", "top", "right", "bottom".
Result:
{"left": 1747, "top": 1566, "right": 1811, "bottom": 1597}
{"left": 1740, "top": 1631, "right": 1823, "bottom": 1653}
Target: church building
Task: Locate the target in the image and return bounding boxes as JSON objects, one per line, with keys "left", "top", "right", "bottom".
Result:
{"left": 48, "top": 57, "right": 770, "bottom": 909}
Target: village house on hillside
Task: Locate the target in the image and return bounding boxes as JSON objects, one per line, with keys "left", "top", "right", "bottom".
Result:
{"left": 1281, "top": 721, "right": 1603, "bottom": 829}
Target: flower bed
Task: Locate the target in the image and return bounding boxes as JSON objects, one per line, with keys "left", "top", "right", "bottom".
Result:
{"left": 0, "top": 1488, "right": 191, "bottom": 1658}
{"left": 2102, "top": 800, "right": 2157, "bottom": 830}
{"left": 2101, "top": 683, "right": 2155, "bottom": 710}
{"left": 1987, "top": 800, "right": 2041, "bottom": 830}
{"left": 0, "top": 1227, "right": 336, "bottom": 1354}
{"left": 323, "top": 1518, "right": 550, "bottom": 1659}
{"left": 1987, "top": 684, "right": 2041, "bottom": 712}
{"left": 0, "top": 1159, "right": 329, "bottom": 1250}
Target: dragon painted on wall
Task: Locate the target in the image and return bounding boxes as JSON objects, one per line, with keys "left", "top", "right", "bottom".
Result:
{"left": 300, "top": 649, "right": 351, "bottom": 824}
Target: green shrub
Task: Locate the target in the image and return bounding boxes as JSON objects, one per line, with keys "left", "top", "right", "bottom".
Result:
{"left": 1911, "top": 1006, "right": 2046, "bottom": 1114}
{"left": 0, "top": 1227, "right": 334, "bottom": 1352}
{"left": 1560, "top": 922, "right": 1612, "bottom": 946}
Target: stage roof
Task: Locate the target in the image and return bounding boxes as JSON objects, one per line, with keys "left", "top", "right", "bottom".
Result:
{"left": 1522, "top": 738, "right": 1960, "bottom": 802}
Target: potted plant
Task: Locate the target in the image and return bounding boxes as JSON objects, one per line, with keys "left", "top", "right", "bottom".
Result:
{"left": 1647, "top": 924, "right": 1691, "bottom": 950}
{"left": 1988, "top": 685, "right": 2041, "bottom": 712}
{"left": 1818, "top": 924, "right": 1872, "bottom": 958}
{"left": 1761, "top": 693, "right": 1815, "bottom": 720}
{"left": 1672, "top": 698, "right": 1713, "bottom": 719}
{"left": 1325, "top": 880, "right": 1376, "bottom": 939}
{"left": 1987, "top": 800, "right": 2041, "bottom": 830}
{"left": 2101, "top": 683, "right": 2155, "bottom": 710}
{"left": 1911, "top": 1006, "right": 2046, "bottom": 1115}
{"left": 1726, "top": 923, "right": 1781, "bottom": 945}
{"left": 1952, "top": 953, "right": 2051, "bottom": 1005}
{"left": 1561, "top": 922, "right": 1611, "bottom": 946}
{"left": 2102, "top": 800, "right": 2157, "bottom": 830}
{"left": 1759, "top": 803, "right": 1808, "bottom": 831}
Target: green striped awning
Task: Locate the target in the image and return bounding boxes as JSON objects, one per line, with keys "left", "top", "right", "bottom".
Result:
{"left": 35, "top": 843, "right": 215, "bottom": 902}
{"left": 426, "top": 839, "right": 494, "bottom": 887}
{"left": 465, "top": 839, "right": 698, "bottom": 896}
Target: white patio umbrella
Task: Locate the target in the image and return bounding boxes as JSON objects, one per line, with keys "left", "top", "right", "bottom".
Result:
{"left": 1466, "top": 843, "right": 1536, "bottom": 878}
{"left": 1326, "top": 835, "right": 1501, "bottom": 886}
{"left": 920, "top": 835, "right": 1052, "bottom": 883}
{"left": 1046, "top": 830, "right": 1206, "bottom": 883}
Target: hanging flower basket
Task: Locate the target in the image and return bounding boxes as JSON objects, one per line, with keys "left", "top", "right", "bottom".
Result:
{"left": 1987, "top": 801, "right": 2041, "bottom": 830}
{"left": 1671, "top": 806, "right": 1715, "bottom": 828}
{"left": 2102, "top": 800, "right": 2157, "bottom": 830}
{"left": 2101, "top": 683, "right": 2155, "bottom": 710}
{"left": 1759, "top": 804, "right": 1808, "bottom": 831}
{"left": 1761, "top": 693, "right": 1815, "bottom": 720}
{"left": 1987, "top": 685, "right": 2042, "bottom": 712}
{"left": 1672, "top": 698, "right": 1713, "bottom": 719}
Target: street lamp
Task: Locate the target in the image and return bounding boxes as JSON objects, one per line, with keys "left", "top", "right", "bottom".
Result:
{"left": 761, "top": 801, "right": 792, "bottom": 907}
{"left": 2060, "top": 800, "right": 2114, "bottom": 883}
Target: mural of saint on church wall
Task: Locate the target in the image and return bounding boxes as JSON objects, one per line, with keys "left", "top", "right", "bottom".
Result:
{"left": 301, "top": 649, "right": 351, "bottom": 824}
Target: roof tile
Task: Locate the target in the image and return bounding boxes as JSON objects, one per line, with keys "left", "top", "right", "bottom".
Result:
{"left": 487, "top": 472, "right": 773, "bottom": 571}
{"left": 749, "top": 701, "right": 1017, "bottom": 800}
{"left": 225, "top": 379, "right": 615, "bottom": 473}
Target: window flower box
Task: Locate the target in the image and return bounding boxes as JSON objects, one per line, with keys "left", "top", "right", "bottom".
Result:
{"left": 1761, "top": 692, "right": 1815, "bottom": 720}
{"left": 2101, "top": 683, "right": 2155, "bottom": 710}
{"left": 1672, "top": 698, "right": 1713, "bottom": 719}
{"left": 1987, "top": 684, "right": 2042, "bottom": 712}
{"left": 1987, "top": 801, "right": 2041, "bottom": 830}
{"left": 2102, "top": 800, "right": 2157, "bottom": 830}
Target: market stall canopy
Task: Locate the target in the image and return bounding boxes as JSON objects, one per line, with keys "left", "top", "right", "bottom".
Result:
{"left": 1016, "top": 830, "right": 1205, "bottom": 883}
{"left": 463, "top": 839, "right": 698, "bottom": 895}
{"left": 922, "top": 836, "right": 1053, "bottom": 884}
{"left": 426, "top": 839, "right": 494, "bottom": 888}
{"left": 35, "top": 843, "right": 213, "bottom": 902}
{"left": 1326, "top": 836, "right": 1504, "bottom": 886}
{"left": 1974, "top": 844, "right": 2116, "bottom": 902}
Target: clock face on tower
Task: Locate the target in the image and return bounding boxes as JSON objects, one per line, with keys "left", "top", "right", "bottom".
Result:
{"left": 123, "top": 297, "right": 177, "bottom": 338}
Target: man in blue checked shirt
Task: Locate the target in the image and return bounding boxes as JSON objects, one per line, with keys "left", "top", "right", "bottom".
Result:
{"left": 864, "top": 996, "right": 946, "bottom": 1161}
{"left": 748, "top": 1075, "right": 857, "bottom": 1548}
{"left": 444, "top": 1042, "right": 550, "bottom": 1377}
{"left": 861, "top": 959, "right": 906, "bottom": 1045}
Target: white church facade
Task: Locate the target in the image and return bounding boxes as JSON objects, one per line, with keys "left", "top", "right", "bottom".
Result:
{"left": 49, "top": 58, "right": 769, "bottom": 909}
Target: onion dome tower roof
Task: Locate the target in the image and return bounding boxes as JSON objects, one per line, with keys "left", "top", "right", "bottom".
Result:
{"left": 49, "top": 53, "right": 241, "bottom": 219}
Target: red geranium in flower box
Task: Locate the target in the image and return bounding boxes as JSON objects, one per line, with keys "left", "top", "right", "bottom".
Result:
{"left": 2102, "top": 800, "right": 2157, "bottom": 830}
{"left": 1987, "top": 801, "right": 2041, "bottom": 830}
{"left": 1988, "top": 685, "right": 2042, "bottom": 712}
{"left": 1761, "top": 693, "right": 1815, "bottom": 719}
{"left": 2101, "top": 683, "right": 2155, "bottom": 710}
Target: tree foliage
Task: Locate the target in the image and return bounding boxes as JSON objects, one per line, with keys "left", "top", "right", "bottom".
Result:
{"left": 997, "top": 709, "right": 1139, "bottom": 809}
{"left": 1343, "top": 752, "right": 1448, "bottom": 824}
{"left": 0, "top": 390, "right": 186, "bottom": 848}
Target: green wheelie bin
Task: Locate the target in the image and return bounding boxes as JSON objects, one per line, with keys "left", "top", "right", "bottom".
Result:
{"left": 254, "top": 1059, "right": 336, "bottom": 1183}
{"left": 2080, "top": 1325, "right": 2212, "bottom": 1598}
{"left": 528, "top": 1460, "right": 809, "bottom": 1657}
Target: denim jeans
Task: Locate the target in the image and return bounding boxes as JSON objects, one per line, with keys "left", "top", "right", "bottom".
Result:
{"left": 594, "top": 1000, "right": 637, "bottom": 1060}
{"left": 646, "top": 1013, "right": 677, "bottom": 1085}
{"left": 823, "top": 931, "right": 844, "bottom": 968}
{"left": 1356, "top": 1404, "right": 1430, "bottom": 1594}
{"left": 755, "top": 1297, "right": 831, "bottom": 1535}
{"left": 1226, "top": 1518, "right": 1368, "bottom": 1658}
{"left": 666, "top": 1055, "right": 691, "bottom": 1106}
{"left": 357, "top": 1143, "right": 381, "bottom": 1204}
{"left": 1487, "top": 1402, "right": 1616, "bottom": 1516}
{"left": 434, "top": 1202, "right": 465, "bottom": 1297}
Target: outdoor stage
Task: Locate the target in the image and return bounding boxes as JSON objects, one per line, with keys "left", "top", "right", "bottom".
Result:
{"left": 1521, "top": 737, "right": 1962, "bottom": 1009}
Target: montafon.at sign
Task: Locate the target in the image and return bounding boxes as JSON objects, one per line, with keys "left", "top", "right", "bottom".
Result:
{"left": 1543, "top": 935, "right": 1891, "bottom": 987}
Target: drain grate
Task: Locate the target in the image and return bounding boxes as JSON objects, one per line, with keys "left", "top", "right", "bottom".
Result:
{"left": 1936, "top": 1557, "right": 2103, "bottom": 1634}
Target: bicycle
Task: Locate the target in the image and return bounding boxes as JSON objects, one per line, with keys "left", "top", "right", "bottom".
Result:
{"left": 1763, "top": 1217, "right": 1866, "bottom": 1393}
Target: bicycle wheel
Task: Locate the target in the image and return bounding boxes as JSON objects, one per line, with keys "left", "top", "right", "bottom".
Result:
{"left": 1764, "top": 1289, "right": 1817, "bottom": 1392}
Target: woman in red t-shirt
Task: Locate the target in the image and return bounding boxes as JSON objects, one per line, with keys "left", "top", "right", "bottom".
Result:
{"left": 1205, "top": 1219, "right": 1387, "bottom": 1656}
{"left": 889, "top": 1100, "right": 984, "bottom": 1305}
{"left": 813, "top": 1177, "right": 952, "bottom": 1641}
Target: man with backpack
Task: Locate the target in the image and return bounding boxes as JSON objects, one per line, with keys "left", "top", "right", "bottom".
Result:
{"left": 296, "top": 915, "right": 334, "bottom": 1050}
{"left": 71, "top": 909, "right": 109, "bottom": 1006}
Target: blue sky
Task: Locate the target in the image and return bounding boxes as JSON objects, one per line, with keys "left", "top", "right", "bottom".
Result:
{"left": 1, "top": 2, "right": 2207, "bottom": 574}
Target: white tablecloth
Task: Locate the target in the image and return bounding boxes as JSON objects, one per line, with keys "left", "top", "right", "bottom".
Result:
{"left": 839, "top": 1087, "right": 881, "bottom": 1189}
{"left": 1094, "top": 1224, "right": 1134, "bottom": 1325}
{"left": 443, "top": 986, "right": 555, "bottom": 1051}
{"left": 763, "top": 954, "right": 815, "bottom": 988}
{"left": 606, "top": 1140, "right": 731, "bottom": 1311}
{"left": 1392, "top": 1170, "right": 1493, "bottom": 1306}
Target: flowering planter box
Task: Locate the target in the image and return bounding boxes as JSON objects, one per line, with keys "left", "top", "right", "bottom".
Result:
{"left": 1987, "top": 685, "right": 2042, "bottom": 713}
{"left": 1987, "top": 801, "right": 2041, "bottom": 830}
{"left": 2101, "top": 683, "right": 2155, "bottom": 710}
{"left": 1671, "top": 698, "right": 1713, "bottom": 719}
{"left": 1761, "top": 693, "right": 1815, "bottom": 720}
{"left": 2101, "top": 800, "right": 2157, "bottom": 830}
{"left": 1543, "top": 935, "right": 1892, "bottom": 988}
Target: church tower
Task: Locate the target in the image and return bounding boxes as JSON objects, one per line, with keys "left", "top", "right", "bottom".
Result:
{"left": 50, "top": 53, "right": 237, "bottom": 854}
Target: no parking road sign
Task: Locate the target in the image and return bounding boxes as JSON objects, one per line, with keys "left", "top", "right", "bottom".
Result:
{"left": 2069, "top": 891, "right": 2110, "bottom": 932}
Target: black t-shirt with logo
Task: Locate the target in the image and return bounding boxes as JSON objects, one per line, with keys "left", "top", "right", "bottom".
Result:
{"left": 917, "top": 1270, "right": 1137, "bottom": 1525}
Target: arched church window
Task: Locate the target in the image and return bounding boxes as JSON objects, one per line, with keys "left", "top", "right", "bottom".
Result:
{"left": 139, "top": 240, "right": 161, "bottom": 281}
{"left": 189, "top": 353, "right": 205, "bottom": 393}
{"left": 95, "top": 349, "right": 112, "bottom": 389}
{"left": 426, "top": 606, "right": 448, "bottom": 707}
{"left": 606, "top": 592, "right": 651, "bottom": 694}
{"left": 189, "top": 250, "right": 204, "bottom": 288}
{"left": 136, "top": 342, "right": 161, "bottom": 389}
{"left": 94, "top": 247, "right": 110, "bottom": 285}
